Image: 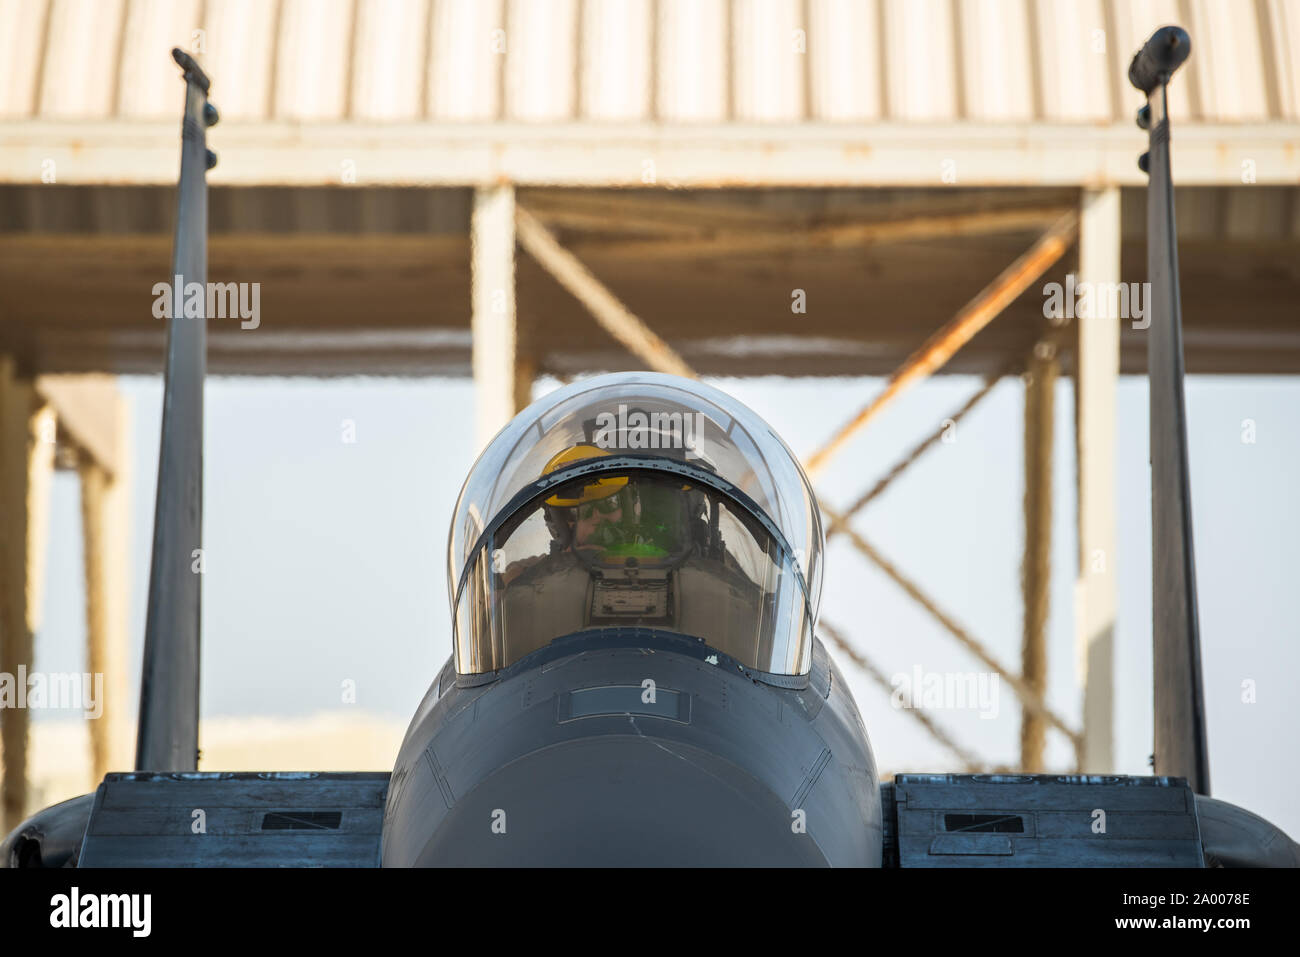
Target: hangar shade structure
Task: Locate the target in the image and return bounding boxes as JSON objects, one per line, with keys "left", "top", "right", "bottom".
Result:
{"left": 1, "top": 0, "right": 1298, "bottom": 829}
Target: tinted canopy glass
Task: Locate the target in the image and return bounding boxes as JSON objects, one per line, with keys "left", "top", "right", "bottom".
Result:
{"left": 455, "top": 472, "right": 812, "bottom": 675}
{"left": 448, "top": 373, "right": 825, "bottom": 676}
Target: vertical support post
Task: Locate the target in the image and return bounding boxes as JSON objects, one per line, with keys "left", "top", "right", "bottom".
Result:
{"left": 0, "top": 357, "right": 54, "bottom": 833}
{"left": 1020, "top": 342, "right": 1058, "bottom": 771}
{"left": 1075, "top": 186, "right": 1120, "bottom": 772}
{"left": 80, "top": 388, "right": 131, "bottom": 783}
{"left": 513, "top": 354, "right": 537, "bottom": 414}
{"left": 471, "top": 184, "right": 518, "bottom": 452}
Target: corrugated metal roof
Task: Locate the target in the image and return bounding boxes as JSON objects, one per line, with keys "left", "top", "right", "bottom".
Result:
{"left": 2, "top": 182, "right": 1297, "bottom": 377}
{"left": 2, "top": 0, "right": 1297, "bottom": 124}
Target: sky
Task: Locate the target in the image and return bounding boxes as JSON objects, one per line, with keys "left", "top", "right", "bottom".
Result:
{"left": 31, "top": 371, "right": 1300, "bottom": 839}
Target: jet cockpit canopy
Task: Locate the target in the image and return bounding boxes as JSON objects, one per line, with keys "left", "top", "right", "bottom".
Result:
{"left": 448, "top": 373, "right": 824, "bottom": 676}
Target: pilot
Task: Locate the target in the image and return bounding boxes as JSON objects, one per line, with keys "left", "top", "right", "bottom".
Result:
{"left": 489, "top": 442, "right": 769, "bottom": 668}
{"left": 537, "top": 445, "right": 696, "bottom": 564}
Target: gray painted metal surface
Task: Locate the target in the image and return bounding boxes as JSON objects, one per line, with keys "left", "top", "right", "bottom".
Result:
{"left": 78, "top": 772, "right": 389, "bottom": 868}
{"left": 381, "top": 630, "right": 882, "bottom": 866}
{"left": 0, "top": 794, "right": 95, "bottom": 868}
{"left": 1194, "top": 795, "right": 1300, "bottom": 868}
{"left": 889, "top": 774, "right": 1204, "bottom": 867}
{"left": 1132, "top": 28, "right": 1212, "bottom": 795}
{"left": 36, "top": 771, "right": 1300, "bottom": 868}
{"left": 135, "top": 51, "right": 214, "bottom": 773}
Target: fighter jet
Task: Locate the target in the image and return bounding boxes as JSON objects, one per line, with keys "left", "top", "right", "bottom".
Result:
{"left": 3, "top": 31, "right": 1297, "bottom": 867}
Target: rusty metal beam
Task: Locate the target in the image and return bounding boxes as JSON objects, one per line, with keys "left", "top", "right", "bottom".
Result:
{"left": 575, "top": 204, "right": 1075, "bottom": 262}
{"left": 0, "top": 357, "right": 54, "bottom": 833}
{"left": 513, "top": 354, "right": 538, "bottom": 413}
{"left": 804, "top": 210, "right": 1078, "bottom": 477}
{"left": 822, "top": 503, "right": 1082, "bottom": 753}
{"left": 518, "top": 190, "right": 767, "bottom": 237}
{"left": 820, "top": 620, "right": 987, "bottom": 773}
{"left": 515, "top": 204, "right": 697, "bottom": 379}
{"left": 1020, "top": 341, "right": 1059, "bottom": 771}
{"left": 825, "top": 356, "right": 1019, "bottom": 539}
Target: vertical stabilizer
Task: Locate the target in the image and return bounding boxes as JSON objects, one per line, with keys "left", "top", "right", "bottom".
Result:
{"left": 135, "top": 50, "right": 218, "bottom": 771}
{"left": 1130, "top": 27, "right": 1211, "bottom": 795}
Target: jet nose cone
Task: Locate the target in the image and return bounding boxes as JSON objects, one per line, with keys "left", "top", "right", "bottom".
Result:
{"left": 406, "top": 734, "right": 827, "bottom": 867}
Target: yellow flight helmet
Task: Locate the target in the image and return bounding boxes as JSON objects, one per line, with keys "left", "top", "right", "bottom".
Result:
{"left": 542, "top": 445, "right": 629, "bottom": 508}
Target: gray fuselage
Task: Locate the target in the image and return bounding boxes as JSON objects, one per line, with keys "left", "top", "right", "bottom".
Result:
{"left": 381, "top": 629, "right": 882, "bottom": 866}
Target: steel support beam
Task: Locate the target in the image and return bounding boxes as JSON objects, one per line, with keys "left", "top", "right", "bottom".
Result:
{"left": 36, "top": 375, "right": 124, "bottom": 480}
{"left": 516, "top": 204, "right": 697, "bottom": 379}
{"left": 513, "top": 354, "right": 537, "bottom": 414}
{"left": 79, "top": 386, "right": 131, "bottom": 783}
{"left": 823, "top": 504, "right": 1081, "bottom": 750}
{"left": 819, "top": 621, "right": 987, "bottom": 773}
{"left": 3, "top": 121, "right": 1296, "bottom": 187}
{"left": 805, "top": 210, "right": 1077, "bottom": 477}
{"left": 471, "top": 185, "right": 518, "bottom": 451}
{"left": 1075, "top": 186, "right": 1120, "bottom": 772}
{"left": 1020, "top": 342, "right": 1058, "bottom": 771}
{"left": 0, "top": 357, "right": 54, "bottom": 833}
{"left": 825, "top": 358, "right": 1016, "bottom": 539}
{"left": 574, "top": 205, "right": 1074, "bottom": 262}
